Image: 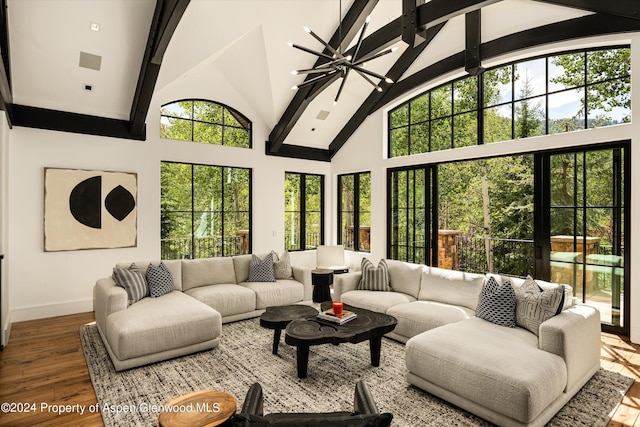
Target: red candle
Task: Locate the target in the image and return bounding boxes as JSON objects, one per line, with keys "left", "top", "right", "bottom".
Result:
{"left": 332, "top": 301, "right": 344, "bottom": 317}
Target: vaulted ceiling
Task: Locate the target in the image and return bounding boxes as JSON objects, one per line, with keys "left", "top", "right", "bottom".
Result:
{"left": 4, "top": 0, "right": 640, "bottom": 161}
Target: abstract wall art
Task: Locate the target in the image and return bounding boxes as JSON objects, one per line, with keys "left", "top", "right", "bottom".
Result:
{"left": 44, "top": 168, "right": 138, "bottom": 251}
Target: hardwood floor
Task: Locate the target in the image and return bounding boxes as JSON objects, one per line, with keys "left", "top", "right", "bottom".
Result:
{"left": 1, "top": 312, "right": 639, "bottom": 426}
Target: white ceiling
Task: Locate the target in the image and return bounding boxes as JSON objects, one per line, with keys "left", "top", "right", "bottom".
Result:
{"left": 7, "top": 0, "right": 603, "bottom": 151}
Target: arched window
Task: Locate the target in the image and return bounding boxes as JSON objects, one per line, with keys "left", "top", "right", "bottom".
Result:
{"left": 160, "top": 99, "right": 252, "bottom": 148}
{"left": 389, "top": 46, "right": 630, "bottom": 157}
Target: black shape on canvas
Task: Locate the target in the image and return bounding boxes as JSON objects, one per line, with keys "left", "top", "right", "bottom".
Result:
{"left": 105, "top": 185, "right": 135, "bottom": 221}
{"left": 69, "top": 176, "right": 102, "bottom": 229}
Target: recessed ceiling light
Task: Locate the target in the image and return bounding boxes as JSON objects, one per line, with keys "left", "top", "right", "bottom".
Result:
{"left": 90, "top": 22, "right": 100, "bottom": 32}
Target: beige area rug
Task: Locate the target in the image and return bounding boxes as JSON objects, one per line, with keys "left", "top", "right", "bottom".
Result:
{"left": 80, "top": 319, "right": 633, "bottom": 426}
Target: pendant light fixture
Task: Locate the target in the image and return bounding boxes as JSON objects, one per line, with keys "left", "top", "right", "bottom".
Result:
{"left": 289, "top": 0, "right": 397, "bottom": 105}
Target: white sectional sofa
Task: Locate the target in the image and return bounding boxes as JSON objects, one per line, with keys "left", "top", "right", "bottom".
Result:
{"left": 333, "top": 259, "right": 601, "bottom": 427}
{"left": 93, "top": 254, "right": 312, "bottom": 371}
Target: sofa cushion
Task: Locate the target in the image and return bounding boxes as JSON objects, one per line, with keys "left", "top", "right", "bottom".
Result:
{"left": 385, "top": 259, "right": 423, "bottom": 299}
{"left": 146, "top": 262, "right": 175, "bottom": 298}
{"left": 387, "top": 301, "right": 474, "bottom": 339}
{"left": 357, "top": 258, "right": 391, "bottom": 291}
{"left": 514, "top": 277, "right": 564, "bottom": 336}
{"left": 117, "top": 260, "right": 182, "bottom": 291}
{"left": 271, "top": 250, "right": 294, "bottom": 279}
{"left": 106, "top": 291, "right": 221, "bottom": 360}
{"left": 248, "top": 253, "right": 276, "bottom": 282}
{"left": 185, "top": 284, "right": 257, "bottom": 317}
{"left": 475, "top": 276, "right": 516, "bottom": 328}
{"left": 112, "top": 263, "right": 148, "bottom": 306}
{"left": 240, "top": 279, "right": 304, "bottom": 309}
{"left": 406, "top": 317, "right": 567, "bottom": 423}
{"left": 488, "top": 273, "right": 574, "bottom": 311}
{"left": 418, "top": 267, "right": 484, "bottom": 311}
{"left": 182, "top": 257, "right": 237, "bottom": 291}
{"left": 341, "top": 290, "right": 415, "bottom": 314}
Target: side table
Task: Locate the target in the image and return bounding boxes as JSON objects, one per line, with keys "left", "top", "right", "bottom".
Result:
{"left": 311, "top": 269, "right": 333, "bottom": 303}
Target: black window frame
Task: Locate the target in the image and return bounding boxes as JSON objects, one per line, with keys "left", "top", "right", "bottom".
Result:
{"left": 338, "top": 171, "right": 371, "bottom": 253}
{"left": 284, "top": 172, "right": 325, "bottom": 251}
{"left": 160, "top": 99, "right": 253, "bottom": 148}
{"left": 388, "top": 45, "right": 630, "bottom": 158}
{"left": 160, "top": 161, "right": 252, "bottom": 259}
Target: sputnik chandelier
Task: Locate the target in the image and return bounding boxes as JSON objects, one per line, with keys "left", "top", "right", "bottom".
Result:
{"left": 288, "top": 2, "right": 398, "bottom": 105}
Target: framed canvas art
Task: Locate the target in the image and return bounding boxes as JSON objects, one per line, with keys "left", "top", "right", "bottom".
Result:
{"left": 44, "top": 168, "right": 138, "bottom": 251}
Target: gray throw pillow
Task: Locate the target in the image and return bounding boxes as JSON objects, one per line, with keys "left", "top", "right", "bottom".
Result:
{"left": 112, "top": 263, "right": 148, "bottom": 306}
{"left": 475, "top": 276, "right": 516, "bottom": 328}
{"left": 357, "top": 258, "right": 391, "bottom": 291}
{"left": 146, "top": 262, "right": 175, "bottom": 298}
{"left": 248, "top": 253, "right": 276, "bottom": 282}
{"left": 515, "top": 276, "right": 564, "bottom": 336}
{"left": 271, "top": 250, "right": 293, "bottom": 279}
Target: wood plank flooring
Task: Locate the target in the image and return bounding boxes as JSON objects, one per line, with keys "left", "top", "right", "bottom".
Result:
{"left": 0, "top": 312, "right": 639, "bottom": 426}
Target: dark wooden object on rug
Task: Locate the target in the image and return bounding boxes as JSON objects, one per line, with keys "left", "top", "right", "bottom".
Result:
{"left": 285, "top": 302, "right": 397, "bottom": 378}
{"left": 228, "top": 380, "right": 393, "bottom": 427}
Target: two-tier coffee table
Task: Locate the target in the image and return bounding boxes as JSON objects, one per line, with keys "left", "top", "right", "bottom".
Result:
{"left": 259, "top": 304, "right": 319, "bottom": 355}
{"left": 284, "top": 302, "right": 397, "bottom": 378}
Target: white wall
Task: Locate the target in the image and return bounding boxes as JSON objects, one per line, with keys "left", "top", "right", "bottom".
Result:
{"left": 6, "top": 64, "right": 330, "bottom": 323}
{"left": 331, "top": 34, "right": 640, "bottom": 342}
{"left": 0, "top": 112, "right": 9, "bottom": 346}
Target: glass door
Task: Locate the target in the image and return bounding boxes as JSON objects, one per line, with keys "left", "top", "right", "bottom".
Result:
{"left": 544, "top": 145, "right": 628, "bottom": 333}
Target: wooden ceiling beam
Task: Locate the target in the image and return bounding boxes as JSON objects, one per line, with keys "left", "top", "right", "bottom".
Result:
{"left": 129, "top": 0, "right": 190, "bottom": 138}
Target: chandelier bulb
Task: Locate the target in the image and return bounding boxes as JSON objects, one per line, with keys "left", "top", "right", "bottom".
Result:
{"left": 392, "top": 47, "right": 399, "bottom": 52}
{"left": 292, "top": 85, "right": 299, "bottom": 90}
{"left": 303, "top": 26, "right": 311, "bottom": 33}
{"left": 287, "top": 42, "right": 293, "bottom": 47}
{"left": 365, "top": 15, "right": 371, "bottom": 24}
{"left": 385, "top": 77, "right": 394, "bottom": 84}
{"left": 291, "top": 70, "right": 299, "bottom": 75}
{"left": 376, "top": 87, "right": 383, "bottom": 92}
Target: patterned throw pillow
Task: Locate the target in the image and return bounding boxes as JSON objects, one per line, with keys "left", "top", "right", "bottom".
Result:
{"left": 146, "top": 262, "right": 175, "bottom": 298}
{"left": 515, "top": 276, "right": 565, "bottom": 336}
{"left": 271, "top": 250, "right": 293, "bottom": 279}
{"left": 248, "top": 253, "right": 276, "bottom": 282}
{"left": 475, "top": 276, "right": 516, "bottom": 328}
{"left": 112, "top": 263, "right": 148, "bottom": 306}
{"left": 357, "top": 258, "right": 391, "bottom": 291}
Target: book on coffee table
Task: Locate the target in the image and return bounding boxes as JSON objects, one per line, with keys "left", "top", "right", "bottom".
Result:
{"left": 316, "top": 309, "right": 357, "bottom": 325}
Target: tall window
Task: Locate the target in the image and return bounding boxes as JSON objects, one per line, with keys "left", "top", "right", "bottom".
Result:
{"left": 389, "top": 46, "right": 630, "bottom": 157}
{"left": 285, "top": 172, "right": 324, "bottom": 251}
{"left": 160, "top": 99, "right": 252, "bottom": 148}
{"left": 161, "top": 162, "right": 251, "bottom": 259}
{"left": 338, "top": 172, "right": 371, "bottom": 252}
{"left": 388, "top": 142, "right": 630, "bottom": 334}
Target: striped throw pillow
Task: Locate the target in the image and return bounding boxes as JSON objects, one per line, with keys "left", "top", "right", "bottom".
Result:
{"left": 358, "top": 258, "right": 391, "bottom": 291}
{"left": 112, "top": 263, "right": 148, "bottom": 306}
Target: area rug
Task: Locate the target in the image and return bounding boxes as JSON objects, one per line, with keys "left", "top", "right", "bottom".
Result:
{"left": 81, "top": 319, "right": 633, "bottom": 427}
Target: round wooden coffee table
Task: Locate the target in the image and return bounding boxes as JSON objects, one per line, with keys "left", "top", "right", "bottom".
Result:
{"left": 260, "top": 304, "right": 318, "bottom": 355}
{"left": 158, "top": 390, "right": 236, "bottom": 427}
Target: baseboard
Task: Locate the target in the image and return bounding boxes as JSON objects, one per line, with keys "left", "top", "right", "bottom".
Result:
{"left": 1, "top": 312, "right": 10, "bottom": 349}
{"left": 10, "top": 298, "right": 93, "bottom": 322}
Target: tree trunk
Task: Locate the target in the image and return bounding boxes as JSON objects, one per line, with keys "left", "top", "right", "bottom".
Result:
{"left": 481, "top": 169, "right": 493, "bottom": 273}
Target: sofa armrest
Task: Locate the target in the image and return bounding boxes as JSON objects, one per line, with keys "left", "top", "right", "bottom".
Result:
{"left": 93, "top": 277, "right": 128, "bottom": 334}
{"left": 333, "top": 272, "right": 361, "bottom": 301}
{"left": 538, "top": 304, "right": 601, "bottom": 392}
{"left": 353, "top": 380, "right": 379, "bottom": 415}
{"left": 292, "top": 266, "right": 313, "bottom": 301}
{"left": 240, "top": 382, "right": 264, "bottom": 416}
